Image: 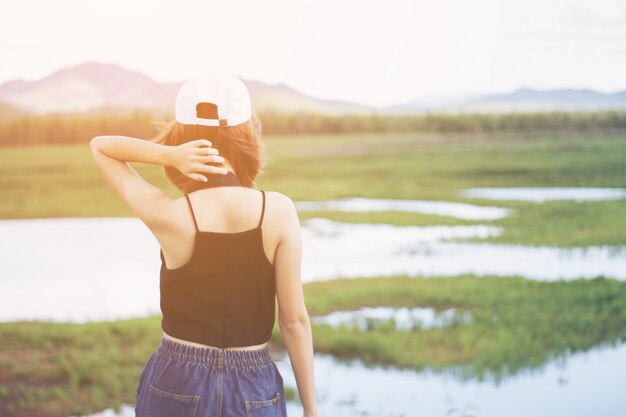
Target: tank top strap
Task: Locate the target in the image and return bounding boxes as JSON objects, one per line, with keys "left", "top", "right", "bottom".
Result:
{"left": 184, "top": 194, "right": 199, "bottom": 232}
{"left": 258, "top": 190, "right": 266, "bottom": 228}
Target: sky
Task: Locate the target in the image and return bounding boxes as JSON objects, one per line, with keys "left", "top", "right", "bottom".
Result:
{"left": 0, "top": 0, "right": 625, "bottom": 107}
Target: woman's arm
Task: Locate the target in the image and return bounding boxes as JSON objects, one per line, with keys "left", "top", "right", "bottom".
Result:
{"left": 273, "top": 193, "right": 317, "bottom": 417}
{"left": 91, "top": 135, "right": 173, "bottom": 166}
{"left": 90, "top": 135, "right": 225, "bottom": 228}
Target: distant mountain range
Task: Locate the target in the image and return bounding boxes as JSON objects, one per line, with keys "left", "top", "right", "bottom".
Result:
{"left": 388, "top": 88, "right": 626, "bottom": 113}
{"left": 1, "top": 61, "right": 625, "bottom": 118}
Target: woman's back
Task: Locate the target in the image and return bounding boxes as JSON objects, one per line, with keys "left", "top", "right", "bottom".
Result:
{"left": 157, "top": 173, "right": 291, "bottom": 349}
{"left": 158, "top": 181, "right": 282, "bottom": 271}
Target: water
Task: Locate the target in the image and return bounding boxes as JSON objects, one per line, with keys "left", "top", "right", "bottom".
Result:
{"left": 0, "top": 217, "right": 160, "bottom": 322}
{"left": 311, "top": 306, "right": 471, "bottom": 331}
{"left": 79, "top": 342, "right": 626, "bottom": 417}
{"left": 295, "top": 198, "right": 512, "bottom": 220}
{"left": 458, "top": 187, "right": 626, "bottom": 202}
{"left": 275, "top": 343, "right": 626, "bottom": 417}
{"left": 300, "top": 218, "right": 626, "bottom": 282}
{"left": 1, "top": 217, "right": 625, "bottom": 322}
{"left": 76, "top": 406, "right": 135, "bottom": 417}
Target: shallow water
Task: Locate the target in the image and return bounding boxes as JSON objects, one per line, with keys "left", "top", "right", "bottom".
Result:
{"left": 275, "top": 342, "right": 626, "bottom": 417}
{"left": 458, "top": 187, "right": 626, "bottom": 202}
{"left": 1, "top": 217, "right": 625, "bottom": 322}
{"left": 300, "top": 218, "right": 626, "bottom": 282}
{"left": 80, "top": 342, "right": 626, "bottom": 417}
{"left": 296, "top": 197, "right": 512, "bottom": 220}
{"left": 311, "top": 306, "right": 471, "bottom": 331}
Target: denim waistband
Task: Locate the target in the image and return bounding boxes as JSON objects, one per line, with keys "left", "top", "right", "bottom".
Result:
{"left": 156, "top": 336, "right": 273, "bottom": 369}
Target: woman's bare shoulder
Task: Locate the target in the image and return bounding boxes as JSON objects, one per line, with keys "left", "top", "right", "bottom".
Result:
{"left": 265, "top": 191, "right": 297, "bottom": 212}
{"left": 263, "top": 191, "right": 300, "bottom": 230}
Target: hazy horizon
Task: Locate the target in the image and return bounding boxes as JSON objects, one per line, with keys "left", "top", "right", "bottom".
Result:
{"left": 1, "top": 0, "right": 625, "bottom": 107}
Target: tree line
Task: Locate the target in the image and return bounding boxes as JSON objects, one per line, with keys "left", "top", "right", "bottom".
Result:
{"left": 1, "top": 109, "right": 626, "bottom": 146}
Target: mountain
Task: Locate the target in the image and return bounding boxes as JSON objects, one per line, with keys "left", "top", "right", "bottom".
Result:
{"left": 387, "top": 87, "right": 626, "bottom": 113}
{"left": 1, "top": 62, "right": 625, "bottom": 116}
{"left": 0, "top": 100, "right": 29, "bottom": 119}
{"left": 0, "top": 61, "right": 372, "bottom": 116}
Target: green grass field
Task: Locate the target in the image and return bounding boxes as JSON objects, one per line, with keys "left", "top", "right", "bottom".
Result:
{"left": 1, "top": 130, "right": 625, "bottom": 247}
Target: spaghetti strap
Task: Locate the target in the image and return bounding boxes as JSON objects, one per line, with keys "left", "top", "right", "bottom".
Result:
{"left": 184, "top": 194, "right": 199, "bottom": 232}
{"left": 258, "top": 190, "right": 266, "bottom": 228}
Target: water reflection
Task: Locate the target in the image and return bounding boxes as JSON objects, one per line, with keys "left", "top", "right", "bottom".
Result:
{"left": 458, "top": 187, "right": 626, "bottom": 202}
{"left": 275, "top": 343, "right": 626, "bottom": 417}
{"left": 311, "top": 306, "right": 471, "bottom": 331}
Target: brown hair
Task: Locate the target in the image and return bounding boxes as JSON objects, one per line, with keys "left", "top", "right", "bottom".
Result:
{"left": 149, "top": 111, "right": 266, "bottom": 193}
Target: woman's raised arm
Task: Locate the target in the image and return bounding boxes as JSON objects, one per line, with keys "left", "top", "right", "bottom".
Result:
{"left": 90, "top": 135, "right": 225, "bottom": 228}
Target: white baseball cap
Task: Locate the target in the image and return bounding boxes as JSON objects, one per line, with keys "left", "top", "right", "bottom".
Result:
{"left": 175, "top": 73, "right": 252, "bottom": 127}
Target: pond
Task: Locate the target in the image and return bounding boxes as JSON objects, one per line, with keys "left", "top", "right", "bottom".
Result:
{"left": 300, "top": 218, "right": 626, "bottom": 282}
{"left": 79, "top": 341, "right": 626, "bottom": 417}
{"left": 275, "top": 342, "right": 626, "bottom": 417}
{"left": 1, "top": 217, "right": 625, "bottom": 322}
{"left": 296, "top": 198, "right": 512, "bottom": 220}
{"left": 458, "top": 187, "right": 626, "bottom": 202}
{"left": 310, "top": 306, "right": 472, "bottom": 331}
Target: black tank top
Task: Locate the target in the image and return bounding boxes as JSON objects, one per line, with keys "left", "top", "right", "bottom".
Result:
{"left": 159, "top": 172, "right": 276, "bottom": 348}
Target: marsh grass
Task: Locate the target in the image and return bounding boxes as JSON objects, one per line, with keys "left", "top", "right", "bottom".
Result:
{"left": 304, "top": 274, "right": 626, "bottom": 382}
{"left": 1, "top": 131, "right": 625, "bottom": 246}
{"left": 1, "top": 274, "right": 625, "bottom": 416}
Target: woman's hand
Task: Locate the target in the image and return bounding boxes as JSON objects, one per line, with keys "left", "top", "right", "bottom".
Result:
{"left": 167, "top": 139, "right": 227, "bottom": 182}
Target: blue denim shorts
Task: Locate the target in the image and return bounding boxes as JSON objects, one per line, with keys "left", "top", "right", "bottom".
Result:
{"left": 135, "top": 336, "right": 287, "bottom": 417}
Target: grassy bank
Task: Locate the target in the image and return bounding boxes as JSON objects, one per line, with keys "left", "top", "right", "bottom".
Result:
{"left": 466, "top": 199, "right": 626, "bottom": 247}
{"left": 1, "top": 131, "right": 625, "bottom": 247}
{"left": 1, "top": 274, "right": 625, "bottom": 416}
{"left": 303, "top": 274, "right": 626, "bottom": 380}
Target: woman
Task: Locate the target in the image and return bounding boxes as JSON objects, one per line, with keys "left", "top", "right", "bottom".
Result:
{"left": 90, "top": 74, "right": 317, "bottom": 417}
